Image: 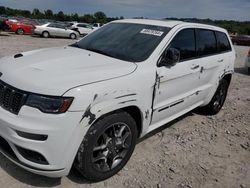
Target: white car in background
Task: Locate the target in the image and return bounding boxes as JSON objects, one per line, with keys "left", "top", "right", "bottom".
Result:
{"left": 71, "top": 23, "right": 94, "bottom": 35}
{"left": 92, "top": 23, "right": 104, "bottom": 30}
{"left": 34, "top": 23, "right": 79, "bottom": 39}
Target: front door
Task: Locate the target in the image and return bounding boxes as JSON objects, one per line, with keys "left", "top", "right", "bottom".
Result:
{"left": 151, "top": 28, "right": 203, "bottom": 125}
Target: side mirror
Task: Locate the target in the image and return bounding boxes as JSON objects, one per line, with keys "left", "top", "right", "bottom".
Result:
{"left": 158, "top": 48, "right": 180, "bottom": 67}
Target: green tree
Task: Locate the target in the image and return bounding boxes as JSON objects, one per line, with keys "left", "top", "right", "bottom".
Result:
{"left": 44, "top": 9, "right": 53, "bottom": 19}
{"left": 56, "top": 11, "right": 65, "bottom": 21}
{"left": 71, "top": 13, "right": 79, "bottom": 22}
{"left": 32, "top": 8, "right": 43, "bottom": 19}
{"left": 21, "top": 10, "right": 31, "bottom": 17}
{"left": 0, "top": 6, "right": 6, "bottom": 15}
{"left": 80, "top": 14, "right": 95, "bottom": 23}
{"left": 94, "top": 11, "right": 107, "bottom": 23}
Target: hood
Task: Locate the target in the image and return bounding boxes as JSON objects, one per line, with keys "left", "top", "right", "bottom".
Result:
{"left": 0, "top": 46, "right": 137, "bottom": 95}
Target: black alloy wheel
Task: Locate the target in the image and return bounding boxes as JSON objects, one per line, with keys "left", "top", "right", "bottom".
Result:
{"left": 74, "top": 111, "right": 138, "bottom": 181}
{"left": 199, "top": 79, "right": 229, "bottom": 115}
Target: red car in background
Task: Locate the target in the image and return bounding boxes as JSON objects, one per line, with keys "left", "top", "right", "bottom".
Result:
{"left": 9, "top": 21, "right": 36, "bottom": 35}
{"left": 230, "top": 35, "right": 250, "bottom": 46}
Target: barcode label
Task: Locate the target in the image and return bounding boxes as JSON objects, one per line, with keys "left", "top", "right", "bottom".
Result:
{"left": 140, "top": 29, "right": 164, "bottom": 36}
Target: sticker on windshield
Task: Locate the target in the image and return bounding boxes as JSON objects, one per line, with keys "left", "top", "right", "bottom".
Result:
{"left": 140, "top": 29, "right": 164, "bottom": 36}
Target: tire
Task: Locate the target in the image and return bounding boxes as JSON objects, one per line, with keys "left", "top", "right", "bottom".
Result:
{"left": 70, "top": 33, "right": 77, "bottom": 39}
{"left": 42, "top": 31, "right": 49, "bottom": 38}
{"left": 74, "top": 111, "right": 138, "bottom": 181}
{"left": 248, "top": 67, "right": 250, "bottom": 74}
{"left": 200, "top": 79, "right": 229, "bottom": 115}
{"left": 16, "top": 28, "right": 24, "bottom": 35}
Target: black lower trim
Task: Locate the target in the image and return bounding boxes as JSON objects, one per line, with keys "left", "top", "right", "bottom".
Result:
{"left": 115, "top": 93, "right": 137, "bottom": 99}
{"left": 158, "top": 106, "right": 169, "bottom": 112}
{"left": 15, "top": 145, "right": 49, "bottom": 165}
{"left": 0, "top": 149, "right": 64, "bottom": 172}
{"left": 170, "top": 100, "right": 184, "bottom": 108}
{"left": 16, "top": 130, "right": 48, "bottom": 141}
{"left": 158, "top": 99, "right": 184, "bottom": 112}
{"left": 0, "top": 136, "right": 64, "bottom": 172}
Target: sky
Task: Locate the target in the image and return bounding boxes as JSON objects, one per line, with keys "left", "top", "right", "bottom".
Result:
{"left": 1, "top": 0, "right": 250, "bottom": 21}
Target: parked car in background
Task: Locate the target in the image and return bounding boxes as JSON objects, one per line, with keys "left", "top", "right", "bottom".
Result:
{"left": 34, "top": 23, "right": 79, "bottom": 39}
{"left": 9, "top": 20, "right": 36, "bottom": 35}
{"left": 0, "top": 19, "right": 235, "bottom": 181}
{"left": 92, "top": 23, "right": 104, "bottom": 30}
{"left": 245, "top": 49, "right": 250, "bottom": 73}
{"left": 231, "top": 35, "right": 250, "bottom": 46}
{"left": 70, "top": 23, "right": 94, "bottom": 35}
{"left": 0, "top": 17, "right": 10, "bottom": 31}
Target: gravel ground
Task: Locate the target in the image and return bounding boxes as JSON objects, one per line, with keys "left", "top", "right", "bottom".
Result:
{"left": 0, "top": 32, "right": 249, "bottom": 188}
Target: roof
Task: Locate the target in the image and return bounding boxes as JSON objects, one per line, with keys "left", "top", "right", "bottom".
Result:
{"left": 112, "top": 19, "right": 227, "bottom": 32}
{"left": 113, "top": 19, "right": 183, "bottom": 28}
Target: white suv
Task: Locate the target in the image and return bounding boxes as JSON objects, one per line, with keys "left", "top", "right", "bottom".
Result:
{"left": 0, "top": 19, "right": 235, "bottom": 181}
{"left": 71, "top": 22, "right": 94, "bottom": 35}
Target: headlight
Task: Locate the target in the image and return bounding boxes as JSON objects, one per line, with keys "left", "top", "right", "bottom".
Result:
{"left": 25, "top": 94, "right": 74, "bottom": 114}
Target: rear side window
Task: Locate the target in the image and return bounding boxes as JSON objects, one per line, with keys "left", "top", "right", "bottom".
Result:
{"left": 168, "top": 29, "right": 196, "bottom": 61}
{"left": 48, "top": 23, "right": 56, "bottom": 28}
{"left": 197, "top": 29, "right": 217, "bottom": 56}
{"left": 216, "top": 31, "right": 231, "bottom": 52}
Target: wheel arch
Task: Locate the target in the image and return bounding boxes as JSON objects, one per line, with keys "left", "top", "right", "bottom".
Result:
{"left": 86, "top": 105, "right": 143, "bottom": 139}
{"left": 221, "top": 73, "right": 232, "bottom": 85}
{"left": 70, "top": 32, "right": 77, "bottom": 39}
{"left": 42, "top": 30, "right": 50, "bottom": 36}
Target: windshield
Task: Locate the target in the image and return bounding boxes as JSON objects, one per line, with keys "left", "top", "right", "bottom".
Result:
{"left": 74, "top": 23, "right": 170, "bottom": 62}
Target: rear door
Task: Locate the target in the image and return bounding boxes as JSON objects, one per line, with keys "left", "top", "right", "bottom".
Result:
{"left": 47, "top": 23, "right": 58, "bottom": 36}
{"left": 196, "top": 29, "right": 231, "bottom": 99}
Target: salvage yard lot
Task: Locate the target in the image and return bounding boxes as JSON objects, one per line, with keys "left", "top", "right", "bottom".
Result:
{"left": 0, "top": 33, "right": 249, "bottom": 188}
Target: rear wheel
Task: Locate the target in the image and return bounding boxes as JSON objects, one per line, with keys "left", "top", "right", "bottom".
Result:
{"left": 74, "top": 111, "right": 138, "bottom": 181}
{"left": 70, "top": 33, "right": 77, "bottom": 39}
{"left": 248, "top": 67, "right": 250, "bottom": 74}
{"left": 42, "top": 31, "right": 49, "bottom": 38}
{"left": 200, "top": 79, "right": 229, "bottom": 115}
{"left": 16, "top": 28, "right": 24, "bottom": 35}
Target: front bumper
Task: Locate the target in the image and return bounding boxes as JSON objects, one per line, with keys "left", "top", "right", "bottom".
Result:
{"left": 0, "top": 105, "right": 87, "bottom": 177}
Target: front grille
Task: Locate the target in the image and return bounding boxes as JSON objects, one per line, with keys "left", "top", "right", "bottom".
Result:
{"left": 0, "top": 80, "right": 28, "bottom": 115}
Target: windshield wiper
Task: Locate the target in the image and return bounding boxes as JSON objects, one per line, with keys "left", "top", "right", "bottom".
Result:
{"left": 85, "top": 48, "right": 115, "bottom": 58}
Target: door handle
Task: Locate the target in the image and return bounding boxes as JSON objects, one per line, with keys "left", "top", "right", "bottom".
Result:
{"left": 191, "top": 64, "right": 200, "bottom": 70}
{"left": 218, "top": 59, "right": 224, "bottom": 63}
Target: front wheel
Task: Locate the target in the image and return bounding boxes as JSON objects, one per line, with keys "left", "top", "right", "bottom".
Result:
{"left": 16, "top": 28, "right": 24, "bottom": 35}
{"left": 74, "top": 111, "right": 138, "bottom": 181}
{"left": 42, "top": 31, "right": 49, "bottom": 38}
{"left": 200, "top": 79, "right": 229, "bottom": 115}
{"left": 70, "top": 33, "right": 77, "bottom": 39}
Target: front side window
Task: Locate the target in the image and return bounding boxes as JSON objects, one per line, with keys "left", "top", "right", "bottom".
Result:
{"left": 168, "top": 29, "right": 196, "bottom": 61}
{"left": 197, "top": 29, "right": 217, "bottom": 56}
{"left": 75, "top": 23, "right": 170, "bottom": 62}
{"left": 216, "top": 31, "right": 231, "bottom": 52}
{"left": 48, "top": 23, "right": 65, "bottom": 29}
